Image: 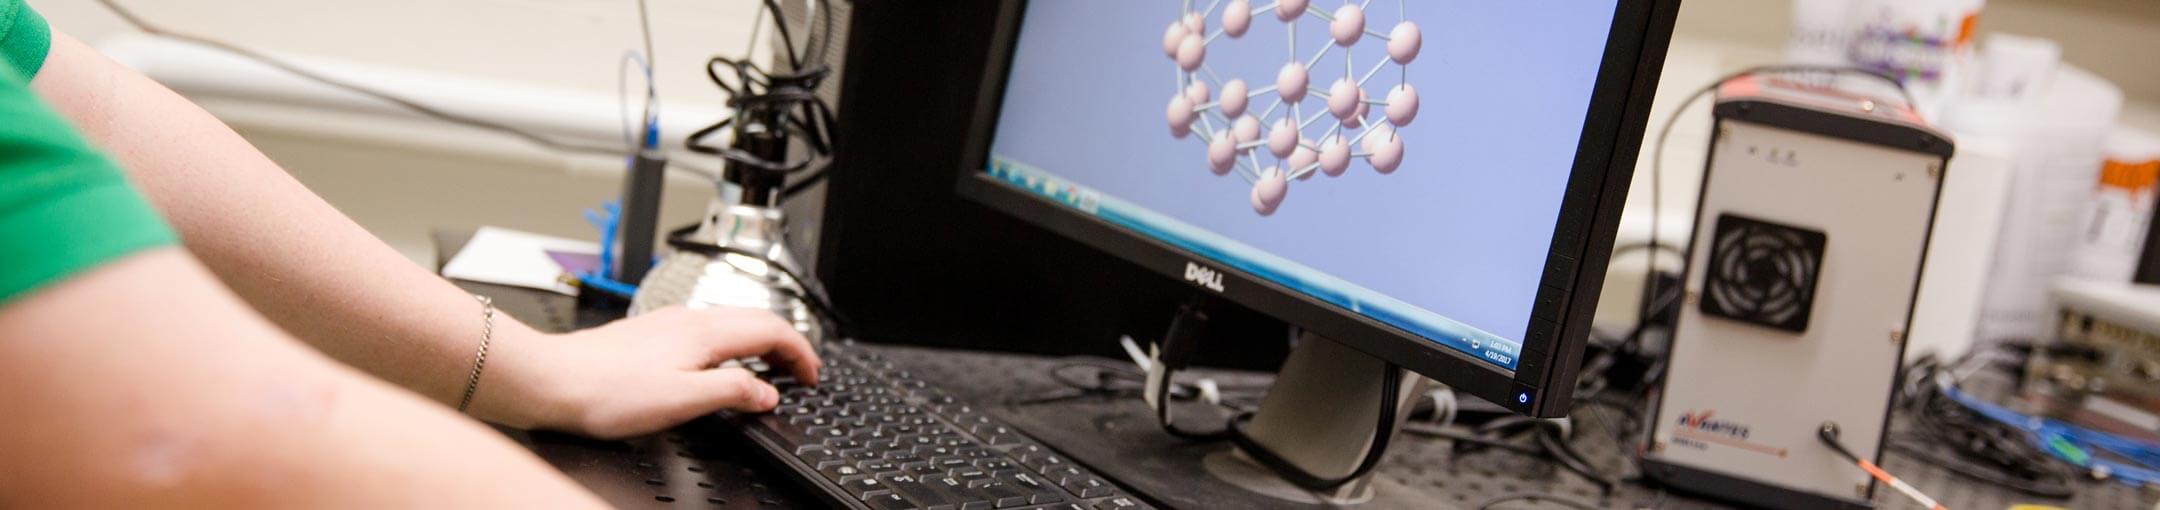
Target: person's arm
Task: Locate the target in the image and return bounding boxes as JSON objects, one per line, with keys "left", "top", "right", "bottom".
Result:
{"left": 29, "top": 29, "right": 816, "bottom": 438}
{"left": 0, "top": 249, "right": 608, "bottom": 508}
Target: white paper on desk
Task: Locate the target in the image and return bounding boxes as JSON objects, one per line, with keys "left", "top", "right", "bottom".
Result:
{"left": 441, "top": 226, "right": 598, "bottom": 295}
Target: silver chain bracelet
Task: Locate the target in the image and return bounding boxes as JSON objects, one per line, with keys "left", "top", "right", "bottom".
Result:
{"left": 456, "top": 295, "right": 497, "bottom": 413}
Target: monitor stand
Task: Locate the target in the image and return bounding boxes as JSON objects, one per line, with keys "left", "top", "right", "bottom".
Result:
{"left": 1205, "top": 331, "right": 1429, "bottom": 505}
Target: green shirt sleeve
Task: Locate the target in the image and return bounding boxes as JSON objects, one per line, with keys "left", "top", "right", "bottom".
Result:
{"left": 0, "top": 2, "right": 178, "bottom": 304}
{"left": 1, "top": 0, "right": 50, "bottom": 79}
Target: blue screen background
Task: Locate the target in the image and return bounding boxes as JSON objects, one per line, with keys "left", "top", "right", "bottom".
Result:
{"left": 988, "top": 1, "right": 1618, "bottom": 355}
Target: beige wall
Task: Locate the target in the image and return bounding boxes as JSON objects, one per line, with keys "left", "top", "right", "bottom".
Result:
{"left": 35, "top": 0, "right": 766, "bottom": 112}
{"left": 32, "top": 0, "right": 775, "bottom": 262}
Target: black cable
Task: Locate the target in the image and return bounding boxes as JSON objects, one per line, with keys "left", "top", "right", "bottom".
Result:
{"left": 780, "top": 163, "right": 831, "bottom": 200}
{"left": 1536, "top": 428, "right": 1618, "bottom": 495}
{"left": 1888, "top": 354, "right": 2080, "bottom": 499}
{"left": 635, "top": 0, "right": 658, "bottom": 83}
{"left": 664, "top": 224, "right": 853, "bottom": 338}
{"left": 761, "top": 0, "right": 804, "bottom": 70}
{"left": 1888, "top": 439, "right": 2075, "bottom": 498}
{"left": 94, "top": 0, "right": 627, "bottom": 156}
{"left": 1223, "top": 364, "right": 1402, "bottom": 491}
{"left": 1153, "top": 362, "right": 1235, "bottom": 440}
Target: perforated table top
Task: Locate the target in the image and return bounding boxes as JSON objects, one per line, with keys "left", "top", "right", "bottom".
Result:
{"left": 453, "top": 274, "right": 2148, "bottom": 509}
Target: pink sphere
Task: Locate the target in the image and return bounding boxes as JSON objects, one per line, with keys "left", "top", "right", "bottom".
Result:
{"left": 1162, "top": 22, "right": 1189, "bottom": 59}
{"left": 1288, "top": 140, "right": 1317, "bottom": 177}
{"left": 1182, "top": 13, "right": 1205, "bottom": 36}
{"left": 1186, "top": 80, "right": 1211, "bottom": 106}
{"left": 1389, "top": 22, "right": 1422, "bottom": 64}
{"left": 1369, "top": 132, "right": 1405, "bottom": 174}
{"left": 1176, "top": 34, "right": 1206, "bottom": 71}
{"left": 1386, "top": 84, "right": 1419, "bottom": 126}
{"left": 1327, "top": 78, "right": 1359, "bottom": 120}
{"left": 1251, "top": 169, "right": 1288, "bottom": 215}
{"left": 1266, "top": 117, "right": 1299, "bottom": 158}
{"left": 1330, "top": 4, "right": 1365, "bottom": 47}
{"left": 1167, "top": 95, "right": 1195, "bottom": 138}
{"left": 1222, "top": 0, "right": 1253, "bottom": 38}
{"left": 1344, "top": 89, "right": 1370, "bottom": 128}
{"left": 1362, "top": 124, "right": 1395, "bottom": 153}
{"left": 1319, "top": 135, "right": 1351, "bottom": 176}
{"left": 1275, "top": 0, "right": 1307, "bottom": 21}
{"left": 1276, "top": 63, "right": 1309, "bottom": 104}
{"left": 1233, "top": 115, "right": 1262, "bottom": 143}
{"left": 1221, "top": 79, "right": 1250, "bottom": 118}
{"left": 1207, "top": 132, "right": 1236, "bottom": 175}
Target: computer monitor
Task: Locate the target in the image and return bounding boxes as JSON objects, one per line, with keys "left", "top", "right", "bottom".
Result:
{"left": 956, "top": 0, "right": 1676, "bottom": 421}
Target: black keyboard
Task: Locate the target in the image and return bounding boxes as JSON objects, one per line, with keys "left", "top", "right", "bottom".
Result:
{"left": 738, "top": 343, "right": 1155, "bottom": 510}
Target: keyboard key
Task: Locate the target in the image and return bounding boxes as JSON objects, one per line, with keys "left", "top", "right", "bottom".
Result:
{"left": 865, "top": 492, "right": 915, "bottom": 510}
{"left": 1022, "top": 454, "right": 1067, "bottom": 471}
{"left": 903, "top": 462, "right": 942, "bottom": 475}
{"left": 883, "top": 451, "right": 923, "bottom": 463}
{"left": 839, "top": 476, "right": 887, "bottom": 499}
{"left": 1087, "top": 496, "right": 1149, "bottom": 509}
{"left": 795, "top": 446, "right": 840, "bottom": 466}
{"left": 841, "top": 448, "right": 881, "bottom": 461}
{"left": 880, "top": 473, "right": 970, "bottom": 509}
{"left": 857, "top": 459, "right": 899, "bottom": 474}
{"left": 935, "top": 457, "right": 973, "bottom": 470}
{"left": 1037, "top": 465, "right": 1088, "bottom": 485}
{"left": 819, "top": 463, "right": 866, "bottom": 481}
{"left": 1063, "top": 477, "right": 1112, "bottom": 498}
{"left": 914, "top": 445, "right": 955, "bottom": 458}
{"left": 1007, "top": 472, "right": 1050, "bottom": 492}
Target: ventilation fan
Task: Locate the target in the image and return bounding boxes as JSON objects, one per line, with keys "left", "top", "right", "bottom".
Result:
{"left": 1700, "top": 214, "right": 1827, "bottom": 333}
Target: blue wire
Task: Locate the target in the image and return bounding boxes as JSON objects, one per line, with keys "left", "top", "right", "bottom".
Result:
{"left": 1940, "top": 381, "right": 2160, "bottom": 486}
{"left": 578, "top": 200, "right": 641, "bottom": 297}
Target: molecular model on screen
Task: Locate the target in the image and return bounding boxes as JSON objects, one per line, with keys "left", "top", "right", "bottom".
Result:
{"left": 1163, "top": 0, "right": 1421, "bottom": 216}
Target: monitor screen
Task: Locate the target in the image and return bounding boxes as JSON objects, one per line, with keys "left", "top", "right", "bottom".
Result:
{"left": 982, "top": 1, "right": 1620, "bottom": 372}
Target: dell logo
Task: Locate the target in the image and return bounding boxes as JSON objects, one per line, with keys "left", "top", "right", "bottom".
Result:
{"left": 1184, "top": 262, "right": 1225, "bottom": 292}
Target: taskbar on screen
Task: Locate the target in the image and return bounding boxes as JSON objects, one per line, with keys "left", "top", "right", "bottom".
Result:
{"left": 986, "top": 154, "right": 1523, "bottom": 371}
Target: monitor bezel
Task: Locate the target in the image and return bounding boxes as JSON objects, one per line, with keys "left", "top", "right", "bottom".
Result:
{"left": 953, "top": 0, "right": 1677, "bottom": 417}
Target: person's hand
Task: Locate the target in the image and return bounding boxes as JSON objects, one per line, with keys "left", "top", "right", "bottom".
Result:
{"left": 469, "top": 306, "right": 820, "bottom": 439}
